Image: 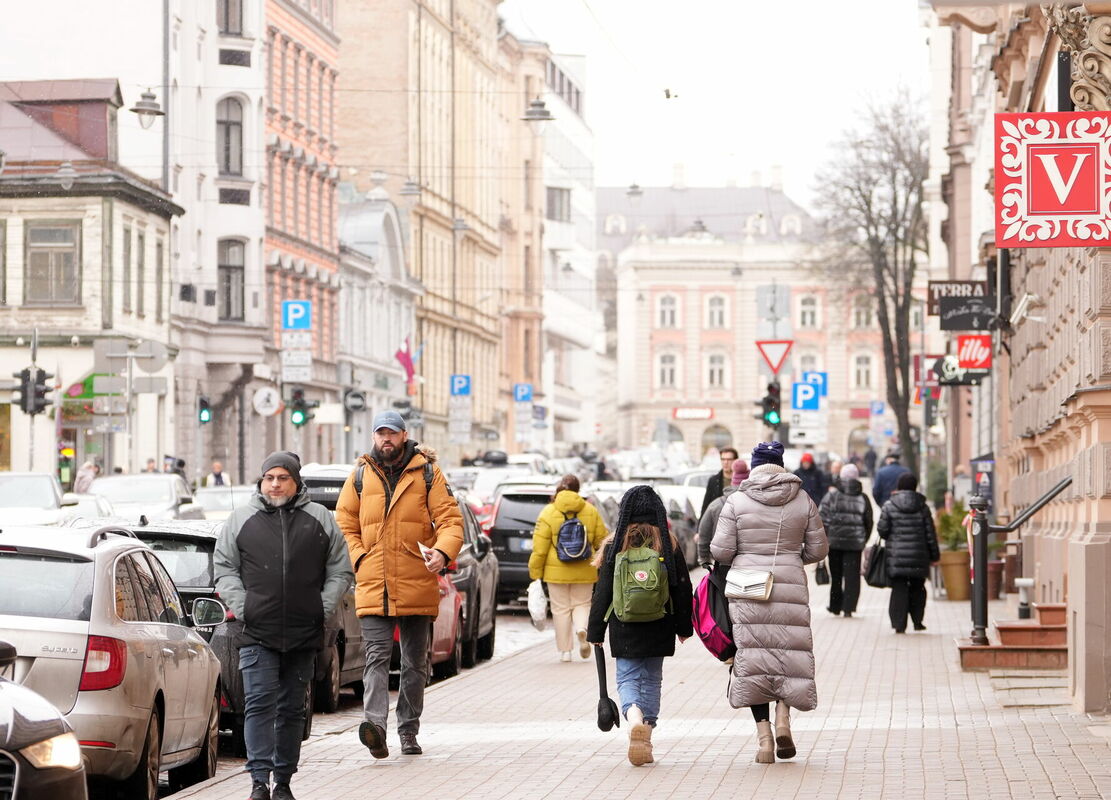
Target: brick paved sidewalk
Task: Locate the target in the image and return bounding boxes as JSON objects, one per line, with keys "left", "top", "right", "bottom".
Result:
{"left": 170, "top": 577, "right": 1111, "bottom": 800}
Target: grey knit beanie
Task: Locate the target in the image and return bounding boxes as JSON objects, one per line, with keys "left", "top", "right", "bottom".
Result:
{"left": 259, "top": 451, "right": 302, "bottom": 486}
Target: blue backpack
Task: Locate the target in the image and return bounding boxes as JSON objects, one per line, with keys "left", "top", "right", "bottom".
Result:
{"left": 555, "top": 512, "right": 591, "bottom": 562}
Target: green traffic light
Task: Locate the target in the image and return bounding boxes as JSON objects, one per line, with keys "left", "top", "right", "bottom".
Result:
{"left": 765, "top": 410, "right": 781, "bottom": 426}
{"left": 291, "top": 408, "right": 307, "bottom": 426}
{"left": 199, "top": 408, "right": 212, "bottom": 424}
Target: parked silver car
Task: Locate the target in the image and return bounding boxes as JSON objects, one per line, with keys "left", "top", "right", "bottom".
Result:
{"left": 88, "top": 474, "right": 205, "bottom": 522}
{"left": 0, "top": 525, "right": 226, "bottom": 799}
{"left": 0, "top": 472, "right": 78, "bottom": 525}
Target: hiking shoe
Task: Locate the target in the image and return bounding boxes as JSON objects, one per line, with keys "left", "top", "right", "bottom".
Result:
{"left": 359, "top": 721, "right": 389, "bottom": 759}
{"left": 272, "top": 784, "right": 295, "bottom": 800}
{"left": 249, "top": 781, "right": 270, "bottom": 800}
{"left": 400, "top": 733, "right": 422, "bottom": 755}
{"left": 577, "top": 629, "right": 591, "bottom": 659}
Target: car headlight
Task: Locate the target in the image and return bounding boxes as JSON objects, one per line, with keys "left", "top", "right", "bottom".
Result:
{"left": 20, "top": 732, "right": 83, "bottom": 770}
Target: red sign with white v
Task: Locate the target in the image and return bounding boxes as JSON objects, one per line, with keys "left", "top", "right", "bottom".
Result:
{"left": 996, "top": 112, "right": 1111, "bottom": 247}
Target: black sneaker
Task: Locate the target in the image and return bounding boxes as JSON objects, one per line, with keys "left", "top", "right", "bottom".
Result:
{"left": 272, "top": 783, "right": 295, "bottom": 800}
{"left": 359, "top": 721, "right": 389, "bottom": 759}
{"left": 826, "top": 607, "right": 841, "bottom": 616}
{"left": 249, "top": 781, "right": 271, "bottom": 800}
{"left": 843, "top": 612, "right": 853, "bottom": 618}
{"left": 400, "top": 732, "right": 422, "bottom": 755}
{"left": 913, "top": 623, "right": 927, "bottom": 631}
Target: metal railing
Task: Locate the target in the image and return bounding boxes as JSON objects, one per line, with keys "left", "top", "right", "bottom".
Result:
{"left": 967, "top": 476, "right": 1072, "bottom": 646}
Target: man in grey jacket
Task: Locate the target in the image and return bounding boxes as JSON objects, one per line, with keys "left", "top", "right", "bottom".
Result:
{"left": 698, "top": 458, "right": 749, "bottom": 567}
{"left": 214, "top": 451, "right": 353, "bottom": 800}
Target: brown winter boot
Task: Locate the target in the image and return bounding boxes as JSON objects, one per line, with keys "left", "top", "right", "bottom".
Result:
{"left": 755, "top": 720, "right": 775, "bottom": 764}
{"left": 626, "top": 705, "right": 652, "bottom": 766}
{"left": 774, "top": 701, "right": 796, "bottom": 759}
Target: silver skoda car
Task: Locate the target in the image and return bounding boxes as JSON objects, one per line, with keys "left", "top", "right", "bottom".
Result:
{"left": 0, "top": 525, "right": 226, "bottom": 800}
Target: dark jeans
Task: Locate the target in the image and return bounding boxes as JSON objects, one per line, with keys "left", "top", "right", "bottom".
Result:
{"left": 889, "top": 576, "right": 927, "bottom": 631}
{"left": 239, "top": 644, "right": 315, "bottom": 785}
{"left": 828, "top": 549, "right": 862, "bottom": 614}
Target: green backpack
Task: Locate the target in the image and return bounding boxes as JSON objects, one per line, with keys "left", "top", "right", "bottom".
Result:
{"left": 606, "top": 545, "right": 670, "bottom": 623}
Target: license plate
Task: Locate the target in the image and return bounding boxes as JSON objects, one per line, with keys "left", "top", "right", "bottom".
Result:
{"left": 520, "top": 538, "right": 533, "bottom": 552}
{"left": 510, "top": 536, "right": 533, "bottom": 553}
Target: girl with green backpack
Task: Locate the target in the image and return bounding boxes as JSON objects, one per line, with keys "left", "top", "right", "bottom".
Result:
{"left": 587, "top": 485, "right": 693, "bottom": 767}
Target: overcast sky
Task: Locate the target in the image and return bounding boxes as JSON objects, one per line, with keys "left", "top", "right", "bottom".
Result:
{"left": 500, "top": 0, "right": 931, "bottom": 211}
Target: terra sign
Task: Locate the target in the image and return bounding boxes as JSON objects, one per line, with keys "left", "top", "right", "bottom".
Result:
{"left": 995, "top": 111, "right": 1111, "bottom": 248}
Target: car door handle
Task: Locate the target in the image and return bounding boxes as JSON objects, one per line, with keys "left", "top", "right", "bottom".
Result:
{"left": 162, "top": 648, "right": 175, "bottom": 657}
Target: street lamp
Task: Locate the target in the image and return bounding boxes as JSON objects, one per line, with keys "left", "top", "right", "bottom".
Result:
{"left": 730, "top": 266, "right": 743, "bottom": 278}
{"left": 129, "top": 88, "right": 164, "bottom": 130}
{"left": 521, "top": 97, "right": 554, "bottom": 133}
{"left": 626, "top": 183, "right": 643, "bottom": 207}
{"left": 56, "top": 161, "right": 77, "bottom": 191}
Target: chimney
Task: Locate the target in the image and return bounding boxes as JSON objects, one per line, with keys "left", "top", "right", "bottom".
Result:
{"left": 770, "top": 165, "right": 783, "bottom": 192}
{"left": 672, "top": 162, "right": 686, "bottom": 190}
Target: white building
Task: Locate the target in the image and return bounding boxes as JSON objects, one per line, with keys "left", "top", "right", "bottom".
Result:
{"left": 539, "top": 54, "right": 601, "bottom": 455}
{"left": 336, "top": 181, "right": 423, "bottom": 462}
{"left": 0, "top": 1, "right": 271, "bottom": 483}
{"left": 0, "top": 80, "right": 183, "bottom": 475}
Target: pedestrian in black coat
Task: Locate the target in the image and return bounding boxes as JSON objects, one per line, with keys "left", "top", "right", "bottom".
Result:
{"left": 877, "top": 472, "right": 940, "bottom": 633}
{"left": 794, "top": 453, "right": 829, "bottom": 506}
{"left": 587, "top": 485, "right": 693, "bottom": 767}
{"left": 817, "top": 464, "right": 872, "bottom": 617}
{"left": 701, "top": 447, "right": 739, "bottom": 517}
{"left": 872, "top": 452, "right": 910, "bottom": 507}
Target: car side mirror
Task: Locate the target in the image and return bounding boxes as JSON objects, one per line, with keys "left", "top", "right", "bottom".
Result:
{"left": 0, "top": 640, "right": 15, "bottom": 670}
{"left": 459, "top": 542, "right": 473, "bottom": 556}
{"left": 474, "top": 536, "right": 490, "bottom": 556}
{"left": 191, "top": 597, "right": 227, "bottom": 627}
{"left": 61, "top": 492, "right": 80, "bottom": 507}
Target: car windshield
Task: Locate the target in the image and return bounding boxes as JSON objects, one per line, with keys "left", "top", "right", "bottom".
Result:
{"left": 91, "top": 477, "right": 173, "bottom": 504}
{"left": 494, "top": 494, "right": 550, "bottom": 528}
{"left": 142, "top": 536, "right": 215, "bottom": 587}
{"left": 0, "top": 554, "right": 94, "bottom": 620}
{"left": 194, "top": 488, "right": 252, "bottom": 512}
{"left": 0, "top": 476, "right": 57, "bottom": 509}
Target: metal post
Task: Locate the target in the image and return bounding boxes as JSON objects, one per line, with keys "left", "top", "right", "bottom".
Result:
{"left": 968, "top": 492, "right": 991, "bottom": 645}
{"left": 125, "top": 350, "right": 135, "bottom": 475}
{"left": 28, "top": 329, "right": 37, "bottom": 473}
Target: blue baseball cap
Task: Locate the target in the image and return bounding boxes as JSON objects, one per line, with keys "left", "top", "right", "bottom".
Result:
{"left": 372, "top": 410, "right": 406, "bottom": 432}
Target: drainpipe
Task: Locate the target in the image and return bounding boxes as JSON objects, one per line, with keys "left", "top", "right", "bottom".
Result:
{"left": 162, "top": 0, "right": 170, "bottom": 192}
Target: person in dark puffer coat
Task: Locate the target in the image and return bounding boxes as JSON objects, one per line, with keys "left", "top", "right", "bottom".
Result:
{"left": 817, "top": 463, "right": 872, "bottom": 617}
{"left": 877, "top": 472, "right": 940, "bottom": 633}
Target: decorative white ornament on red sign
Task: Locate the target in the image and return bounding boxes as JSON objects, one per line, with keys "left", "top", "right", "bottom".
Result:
{"left": 996, "top": 111, "right": 1111, "bottom": 248}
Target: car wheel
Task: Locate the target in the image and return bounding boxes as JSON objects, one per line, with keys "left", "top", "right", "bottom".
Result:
{"left": 433, "top": 613, "right": 463, "bottom": 679}
{"left": 302, "top": 679, "right": 314, "bottom": 741}
{"left": 169, "top": 688, "right": 219, "bottom": 791}
{"left": 476, "top": 611, "right": 497, "bottom": 661}
{"left": 461, "top": 597, "right": 479, "bottom": 669}
{"left": 314, "top": 643, "right": 341, "bottom": 713}
{"left": 120, "top": 709, "right": 161, "bottom": 800}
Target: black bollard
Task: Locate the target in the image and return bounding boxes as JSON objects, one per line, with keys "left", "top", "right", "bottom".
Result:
{"left": 968, "top": 492, "right": 990, "bottom": 646}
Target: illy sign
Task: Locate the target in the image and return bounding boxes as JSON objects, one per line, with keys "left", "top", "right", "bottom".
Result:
{"left": 957, "top": 335, "right": 992, "bottom": 370}
{"left": 996, "top": 111, "right": 1111, "bottom": 247}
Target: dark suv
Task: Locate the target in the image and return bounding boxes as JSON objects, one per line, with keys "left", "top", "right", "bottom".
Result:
{"left": 487, "top": 486, "right": 553, "bottom": 604}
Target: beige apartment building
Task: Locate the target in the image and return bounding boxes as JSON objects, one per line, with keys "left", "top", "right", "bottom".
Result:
{"left": 336, "top": 0, "right": 507, "bottom": 455}
{"left": 931, "top": 2, "right": 1111, "bottom": 711}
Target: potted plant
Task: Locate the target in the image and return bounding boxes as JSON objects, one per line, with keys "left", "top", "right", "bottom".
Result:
{"left": 936, "top": 501, "right": 971, "bottom": 601}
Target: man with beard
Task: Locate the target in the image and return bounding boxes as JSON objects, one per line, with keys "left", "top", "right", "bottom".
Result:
{"left": 213, "top": 451, "right": 353, "bottom": 800}
{"left": 336, "top": 411, "right": 463, "bottom": 759}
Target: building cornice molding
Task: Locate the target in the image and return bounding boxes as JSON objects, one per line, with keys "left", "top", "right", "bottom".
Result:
{"left": 1047, "top": 4, "right": 1111, "bottom": 110}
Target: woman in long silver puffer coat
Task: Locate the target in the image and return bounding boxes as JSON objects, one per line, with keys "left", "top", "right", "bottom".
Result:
{"left": 711, "top": 441, "right": 828, "bottom": 764}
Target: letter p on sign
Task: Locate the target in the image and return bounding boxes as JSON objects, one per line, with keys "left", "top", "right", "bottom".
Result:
{"left": 282, "top": 300, "right": 312, "bottom": 330}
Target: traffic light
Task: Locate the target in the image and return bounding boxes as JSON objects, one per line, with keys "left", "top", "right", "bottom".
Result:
{"left": 12, "top": 368, "right": 32, "bottom": 414}
{"left": 762, "top": 382, "right": 782, "bottom": 428}
{"left": 31, "top": 368, "right": 53, "bottom": 415}
{"left": 392, "top": 399, "right": 412, "bottom": 420}
{"left": 197, "top": 395, "right": 212, "bottom": 425}
{"left": 289, "top": 387, "right": 316, "bottom": 427}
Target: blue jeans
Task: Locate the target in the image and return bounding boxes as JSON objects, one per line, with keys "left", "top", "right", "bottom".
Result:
{"left": 615, "top": 657, "right": 664, "bottom": 726}
{"left": 239, "top": 644, "right": 316, "bottom": 785}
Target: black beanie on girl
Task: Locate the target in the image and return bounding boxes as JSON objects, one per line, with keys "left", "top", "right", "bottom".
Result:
{"left": 608, "top": 484, "right": 677, "bottom": 585}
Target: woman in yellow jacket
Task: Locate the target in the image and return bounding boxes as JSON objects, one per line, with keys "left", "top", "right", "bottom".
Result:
{"left": 529, "top": 474, "right": 610, "bottom": 662}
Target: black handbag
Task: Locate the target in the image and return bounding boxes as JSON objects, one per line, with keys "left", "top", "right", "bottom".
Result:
{"left": 594, "top": 645, "right": 621, "bottom": 731}
{"left": 815, "top": 560, "right": 830, "bottom": 585}
{"left": 863, "top": 543, "right": 889, "bottom": 588}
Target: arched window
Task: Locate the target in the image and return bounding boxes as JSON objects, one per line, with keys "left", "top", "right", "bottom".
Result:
{"left": 218, "top": 238, "right": 245, "bottom": 320}
{"left": 854, "top": 355, "right": 872, "bottom": 389}
{"left": 799, "top": 296, "right": 817, "bottom": 328}
{"left": 744, "top": 214, "right": 767, "bottom": 236}
{"left": 658, "top": 353, "right": 677, "bottom": 388}
{"left": 658, "top": 294, "right": 678, "bottom": 328}
{"left": 604, "top": 213, "right": 626, "bottom": 235}
{"left": 707, "top": 295, "right": 726, "bottom": 328}
{"left": 780, "top": 215, "right": 802, "bottom": 236}
{"left": 853, "top": 296, "right": 874, "bottom": 328}
{"left": 707, "top": 353, "right": 726, "bottom": 388}
{"left": 701, "top": 425, "right": 732, "bottom": 453}
{"left": 217, "top": 97, "right": 244, "bottom": 175}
